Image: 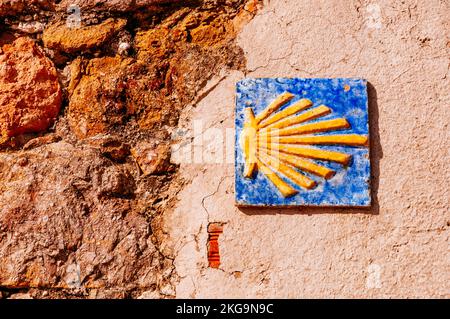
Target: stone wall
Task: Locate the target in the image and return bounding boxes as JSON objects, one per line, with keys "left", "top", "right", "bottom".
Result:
{"left": 0, "top": 0, "right": 448, "bottom": 299}
{"left": 165, "top": 0, "right": 449, "bottom": 298}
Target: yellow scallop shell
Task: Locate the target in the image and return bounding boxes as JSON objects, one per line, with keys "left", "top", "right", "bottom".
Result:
{"left": 239, "top": 92, "right": 369, "bottom": 198}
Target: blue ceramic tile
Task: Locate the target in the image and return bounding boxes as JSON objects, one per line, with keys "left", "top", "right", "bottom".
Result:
{"left": 235, "top": 78, "right": 371, "bottom": 207}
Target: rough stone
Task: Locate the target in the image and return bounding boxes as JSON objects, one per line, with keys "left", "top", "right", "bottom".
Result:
{"left": 56, "top": 0, "right": 181, "bottom": 13}
{"left": 66, "top": 56, "right": 174, "bottom": 139}
{"left": 137, "top": 290, "right": 161, "bottom": 299}
{"left": 131, "top": 3, "right": 254, "bottom": 131}
{"left": 0, "top": 0, "right": 54, "bottom": 17}
{"left": 23, "top": 134, "right": 61, "bottom": 150}
{"left": 0, "top": 141, "right": 171, "bottom": 291}
{"left": 43, "top": 18, "right": 127, "bottom": 54}
{"left": 65, "top": 2, "right": 253, "bottom": 140}
{"left": 8, "top": 292, "right": 33, "bottom": 299}
{"left": 87, "top": 135, "right": 131, "bottom": 163}
{"left": 131, "top": 141, "right": 172, "bottom": 176}
{"left": 67, "top": 56, "right": 133, "bottom": 139}
{"left": 0, "top": 37, "right": 62, "bottom": 145}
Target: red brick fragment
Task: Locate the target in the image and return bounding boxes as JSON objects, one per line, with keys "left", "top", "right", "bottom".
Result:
{"left": 207, "top": 223, "right": 224, "bottom": 269}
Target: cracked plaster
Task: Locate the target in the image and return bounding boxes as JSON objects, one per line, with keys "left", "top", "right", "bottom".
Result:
{"left": 163, "top": 0, "right": 449, "bottom": 298}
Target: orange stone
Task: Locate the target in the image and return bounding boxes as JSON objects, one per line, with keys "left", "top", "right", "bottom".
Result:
{"left": 0, "top": 37, "right": 62, "bottom": 144}
{"left": 43, "top": 18, "right": 127, "bottom": 54}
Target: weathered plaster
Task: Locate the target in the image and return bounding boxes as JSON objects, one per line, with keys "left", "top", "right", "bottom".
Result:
{"left": 165, "top": 0, "right": 449, "bottom": 298}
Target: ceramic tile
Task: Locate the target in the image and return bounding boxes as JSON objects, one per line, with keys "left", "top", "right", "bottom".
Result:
{"left": 235, "top": 78, "right": 371, "bottom": 207}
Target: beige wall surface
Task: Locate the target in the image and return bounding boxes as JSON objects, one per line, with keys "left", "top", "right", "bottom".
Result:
{"left": 164, "top": 0, "right": 450, "bottom": 298}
